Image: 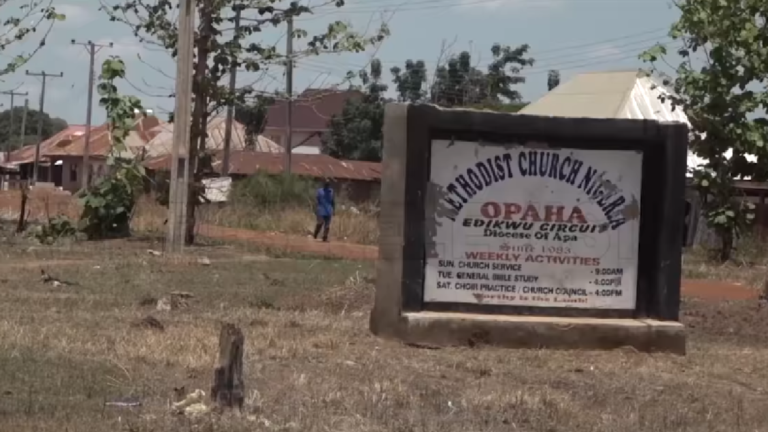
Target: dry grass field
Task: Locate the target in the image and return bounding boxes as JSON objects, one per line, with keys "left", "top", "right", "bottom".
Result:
{"left": 130, "top": 196, "right": 381, "bottom": 246}
{"left": 1, "top": 221, "right": 768, "bottom": 431}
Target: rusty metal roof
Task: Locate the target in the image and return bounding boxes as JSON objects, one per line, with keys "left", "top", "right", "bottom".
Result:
{"left": 8, "top": 125, "right": 88, "bottom": 164}
{"left": 144, "top": 150, "right": 381, "bottom": 181}
{"left": 45, "top": 116, "right": 163, "bottom": 158}
{"left": 265, "top": 89, "right": 363, "bottom": 130}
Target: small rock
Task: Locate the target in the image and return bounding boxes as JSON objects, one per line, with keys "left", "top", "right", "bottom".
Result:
{"left": 40, "top": 269, "right": 76, "bottom": 287}
{"left": 184, "top": 402, "right": 210, "bottom": 417}
{"left": 105, "top": 396, "right": 142, "bottom": 408}
{"left": 156, "top": 297, "right": 172, "bottom": 311}
{"left": 138, "top": 295, "right": 158, "bottom": 307}
{"left": 171, "top": 389, "right": 207, "bottom": 416}
{"left": 156, "top": 292, "right": 192, "bottom": 311}
{"left": 131, "top": 315, "right": 165, "bottom": 331}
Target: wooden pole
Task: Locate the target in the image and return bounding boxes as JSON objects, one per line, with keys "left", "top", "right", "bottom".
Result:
{"left": 25, "top": 70, "right": 63, "bottom": 185}
{"left": 211, "top": 323, "right": 245, "bottom": 411}
{"left": 72, "top": 40, "right": 112, "bottom": 190}
{"left": 166, "top": 0, "right": 195, "bottom": 253}
{"left": 1, "top": 90, "right": 28, "bottom": 161}
{"left": 284, "top": 16, "right": 293, "bottom": 174}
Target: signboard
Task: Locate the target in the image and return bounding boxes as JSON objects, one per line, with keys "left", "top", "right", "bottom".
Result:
{"left": 424, "top": 140, "right": 643, "bottom": 309}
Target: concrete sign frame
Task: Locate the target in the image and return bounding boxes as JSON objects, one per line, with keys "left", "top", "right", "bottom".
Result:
{"left": 371, "top": 103, "right": 688, "bottom": 354}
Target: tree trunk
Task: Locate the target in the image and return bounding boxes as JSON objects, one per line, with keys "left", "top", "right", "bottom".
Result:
{"left": 718, "top": 228, "right": 734, "bottom": 263}
{"left": 184, "top": 0, "right": 214, "bottom": 245}
{"left": 210, "top": 323, "right": 245, "bottom": 411}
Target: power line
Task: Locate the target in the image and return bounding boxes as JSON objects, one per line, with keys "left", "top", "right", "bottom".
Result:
{"left": 301, "top": 0, "right": 666, "bottom": 18}
{"left": 301, "top": 31, "right": 669, "bottom": 73}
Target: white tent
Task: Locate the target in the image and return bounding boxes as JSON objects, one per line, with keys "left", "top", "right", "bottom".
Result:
{"left": 519, "top": 70, "right": 751, "bottom": 176}
{"left": 143, "top": 116, "right": 283, "bottom": 158}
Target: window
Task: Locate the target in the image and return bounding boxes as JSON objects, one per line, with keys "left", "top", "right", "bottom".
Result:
{"left": 69, "top": 162, "right": 78, "bottom": 182}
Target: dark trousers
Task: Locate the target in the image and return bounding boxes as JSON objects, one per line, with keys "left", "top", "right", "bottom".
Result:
{"left": 313, "top": 215, "right": 331, "bottom": 241}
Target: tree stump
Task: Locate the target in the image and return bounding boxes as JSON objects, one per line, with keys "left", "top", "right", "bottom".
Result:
{"left": 16, "top": 183, "right": 28, "bottom": 233}
{"left": 211, "top": 323, "right": 245, "bottom": 411}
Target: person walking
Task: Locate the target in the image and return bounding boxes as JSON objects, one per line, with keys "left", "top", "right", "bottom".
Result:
{"left": 313, "top": 180, "right": 335, "bottom": 242}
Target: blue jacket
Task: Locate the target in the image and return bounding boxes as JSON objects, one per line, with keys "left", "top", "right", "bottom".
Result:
{"left": 316, "top": 187, "right": 335, "bottom": 217}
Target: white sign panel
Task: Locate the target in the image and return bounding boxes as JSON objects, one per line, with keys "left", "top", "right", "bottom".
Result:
{"left": 424, "top": 140, "right": 643, "bottom": 309}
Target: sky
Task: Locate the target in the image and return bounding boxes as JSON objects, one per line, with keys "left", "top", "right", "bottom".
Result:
{"left": 0, "top": 0, "right": 681, "bottom": 126}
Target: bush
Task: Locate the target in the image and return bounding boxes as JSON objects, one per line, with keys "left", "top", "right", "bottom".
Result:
{"left": 229, "top": 171, "right": 315, "bottom": 208}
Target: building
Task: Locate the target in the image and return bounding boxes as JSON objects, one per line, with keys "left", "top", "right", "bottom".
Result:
{"left": 6, "top": 125, "right": 88, "bottom": 187}
{"left": 43, "top": 115, "right": 163, "bottom": 192}
{"left": 263, "top": 89, "right": 363, "bottom": 154}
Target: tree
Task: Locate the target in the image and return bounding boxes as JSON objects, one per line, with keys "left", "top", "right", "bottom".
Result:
{"left": 390, "top": 60, "right": 427, "bottom": 103}
{"left": 322, "top": 59, "right": 387, "bottom": 161}
{"left": 105, "top": 0, "right": 389, "bottom": 244}
{"left": 547, "top": 70, "right": 561, "bottom": 91}
{"left": 430, "top": 44, "right": 534, "bottom": 108}
{"left": 0, "top": 107, "right": 67, "bottom": 150}
{"left": 79, "top": 57, "right": 146, "bottom": 239}
{"left": 640, "top": 0, "right": 767, "bottom": 262}
{"left": 0, "top": 1, "right": 66, "bottom": 76}
{"left": 234, "top": 96, "right": 273, "bottom": 148}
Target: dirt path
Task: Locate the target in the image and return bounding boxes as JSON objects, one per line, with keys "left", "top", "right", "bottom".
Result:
{"left": 198, "top": 224, "right": 378, "bottom": 261}
{"left": 0, "top": 259, "right": 91, "bottom": 269}
{"left": 682, "top": 279, "right": 758, "bottom": 301}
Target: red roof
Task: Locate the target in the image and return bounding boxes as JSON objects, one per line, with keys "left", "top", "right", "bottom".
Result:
{"left": 46, "top": 116, "right": 163, "bottom": 158}
{"left": 9, "top": 125, "right": 88, "bottom": 164}
{"left": 144, "top": 150, "right": 381, "bottom": 181}
{"left": 265, "top": 89, "right": 363, "bottom": 131}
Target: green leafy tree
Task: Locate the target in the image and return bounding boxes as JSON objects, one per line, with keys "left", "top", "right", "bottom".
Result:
{"left": 431, "top": 44, "right": 534, "bottom": 108}
{"left": 390, "top": 59, "right": 428, "bottom": 102}
{"left": 0, "top": 0, "right": 66, "bottom": 76}
{"left": 234, "top": 95, "right": 273, "bottom": 148}
{"left": 79, "top": 57, "right": 146, "bottom": 239}
{"left": 0, "top": 107, "right": 67, "bottom": 150}
{"left": 105, "top": 0, "right": 389, "bottom": 244}
{"left": 322, "top": 59, "right": 387, "bottom": 161}
{"left": 640, "top": 0, "right": 767, "bottom": 262}
{"left": 547, "top": 70, "right": 561, "bottom": 91}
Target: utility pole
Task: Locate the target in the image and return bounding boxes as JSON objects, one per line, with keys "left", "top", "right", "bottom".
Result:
{"left": 26, "top": 70, "right": 63, "bottom": 185}
{"left": 72, "top": 39, "right": 113, "bottom": 190}
{"left": 166, "top": 0, "right": 195, "bottom": 253}
{"left": 284, "top": 16, "right": 293, "bottom": 174}
{"left": 222, "top": 4, "right": 244, "bottom": 177}
{"left": 1, "top": 89, "right": 28, "bottom": 162}
{"left": 19, "top": 99, "right": 28, "bottom": 152}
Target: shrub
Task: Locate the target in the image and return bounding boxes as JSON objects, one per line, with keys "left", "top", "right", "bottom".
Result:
{"left": 229, "top": 171, "right": 315, "bottom": 208}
